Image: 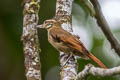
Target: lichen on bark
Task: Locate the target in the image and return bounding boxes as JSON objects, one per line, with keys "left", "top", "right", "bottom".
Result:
{"left": 22, "top": 0, "right": 41, "bottom": 80}
{"left": 56, "top": 0, "right": 78, "bottom": 80}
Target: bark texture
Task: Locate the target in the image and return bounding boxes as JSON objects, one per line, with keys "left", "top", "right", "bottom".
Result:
{"left": 22, "top": 0, "right": 41, "bottom": 80}
{"left": 56, "top": 0, "right": 78, "bottom": 80}
{"left": 77, "top": 64, "right": 120, "bottom": 80}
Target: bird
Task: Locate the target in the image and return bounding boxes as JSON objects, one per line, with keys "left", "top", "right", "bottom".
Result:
{"left": 40, "top": 18, "right": 107, "bottom": 69}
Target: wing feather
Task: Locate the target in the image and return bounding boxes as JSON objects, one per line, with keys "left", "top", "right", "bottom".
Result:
{"left": 49, "top": 27, "right": 88, "bottom": 55}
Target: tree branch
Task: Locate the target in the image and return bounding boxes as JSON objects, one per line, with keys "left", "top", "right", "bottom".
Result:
{"left": 21, "top": 0, "right": 41, "bottom": 80}
{"left": 90, "top": 0, "right": 120, "bottom": 56}
{"left": 56, "top": 0, "right": 78, "bottom": 80}
{"left": 36, "top": 0, "right": 120, "bottom": 80}
{"left": 76, "top": 64, "right": 120, "bottom": 80}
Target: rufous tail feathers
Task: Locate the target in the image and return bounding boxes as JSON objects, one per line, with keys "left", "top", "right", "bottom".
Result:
{"left": 87, "top": 53, "right": 107, "bottom": 69}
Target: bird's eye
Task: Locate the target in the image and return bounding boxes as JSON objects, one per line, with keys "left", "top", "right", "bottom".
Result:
{"left": 46, "top": 24, "right": 53, "bottom": 29}
{"left": 44, "top": 21, "right": 48, "bottom": 24}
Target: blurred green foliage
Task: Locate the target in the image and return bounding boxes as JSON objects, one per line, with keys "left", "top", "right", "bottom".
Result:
{"left": 0, "top": 0, "right": 120, "bottom": 80}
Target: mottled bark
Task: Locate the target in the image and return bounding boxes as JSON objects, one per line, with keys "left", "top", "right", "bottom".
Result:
{"left": 76, "top": 64, "right": 120, "bottom": 80}
{"left": 25, "top": 0, "right": 120, "bottom": 80}
{"left": 21, "top": 0, "right": 41, "bottom": 80}
{"left": 56, "top": 0, "right": 78, "bottom": 80}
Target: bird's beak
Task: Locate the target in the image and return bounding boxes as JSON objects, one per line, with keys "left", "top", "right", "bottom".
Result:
{"left": 37, "top": 24, "right": 43, "bottom": 29}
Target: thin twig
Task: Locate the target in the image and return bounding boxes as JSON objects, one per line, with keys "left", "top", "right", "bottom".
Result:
{"left": 21, "top": 0, "right": 41, "bottom": 80}
{"left": 76, "top": 64, "right": 120, "bottom": 80}
{"left": 90, "top": 0, "right": 120, "bottom": 56}
{"left": 56, "top": 0, "right": 78, "bottom": 80}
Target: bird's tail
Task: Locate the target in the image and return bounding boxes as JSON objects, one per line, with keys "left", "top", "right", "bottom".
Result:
{"left": 87, "top": 53, "right": 107, "bottom": 69}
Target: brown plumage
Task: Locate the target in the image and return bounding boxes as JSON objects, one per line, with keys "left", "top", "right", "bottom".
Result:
{"left": 42, "top": 19, "right": 107, "bottom": 69}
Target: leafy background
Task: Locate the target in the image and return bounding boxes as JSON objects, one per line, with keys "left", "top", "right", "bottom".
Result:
{"left": 0, "top": 0, "right": 120, "bottom": 80}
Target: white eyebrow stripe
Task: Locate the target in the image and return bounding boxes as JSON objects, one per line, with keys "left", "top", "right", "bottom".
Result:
{"left": 45, "top": 19, "right": 56, "bottom": 23}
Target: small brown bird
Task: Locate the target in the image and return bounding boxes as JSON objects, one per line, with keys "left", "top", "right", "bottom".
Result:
{"left": 41, "top": 18, "right": 107, "bottom": 69}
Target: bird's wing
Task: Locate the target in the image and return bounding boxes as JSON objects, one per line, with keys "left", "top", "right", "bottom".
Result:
{"left": 49, "top": 27, "right": 107, "bottom": 69}
{"left": 49, "top": 27, "right": 89, "bottom": 55}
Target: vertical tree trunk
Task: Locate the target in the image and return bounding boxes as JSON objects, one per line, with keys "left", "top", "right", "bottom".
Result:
{"left": 56, "top": 0, "right": 78, "bottom": 80}
{"left": 22, "top": 0, "right": 42, "bottom": 80}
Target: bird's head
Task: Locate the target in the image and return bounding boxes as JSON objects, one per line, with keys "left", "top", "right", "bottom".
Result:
{"left": 42, "top": 19, "right": 61, "bottom": 30}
